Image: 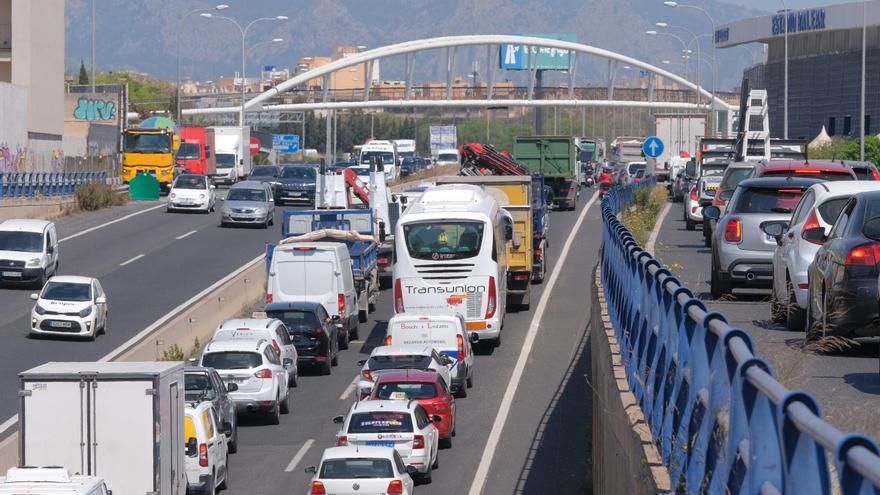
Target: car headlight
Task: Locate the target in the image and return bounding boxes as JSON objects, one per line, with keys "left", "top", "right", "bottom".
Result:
{"left": 255, "top": 207, "right": 267, "bottom": 214}
{"left": 26, "top": 258, "right": 41, "bottom": 267}
{"left": 79, "top": 306, "right": 92, "bottom": 318}
{"left": 34, "top": 304, "right": 46, "bottom": 315}
{"left": 170, "top": 193, "right": 176, "bottom": 199}
{"left": 199, "top": 194, "right": 206, "bottom": 200}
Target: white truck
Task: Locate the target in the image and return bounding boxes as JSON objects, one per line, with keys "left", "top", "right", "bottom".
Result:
{"left": 651, "top": 114, "right": 707, "bottom": 182}
{"left": 392, "top": 139, "right": 416, "bottom": 162}
{"left": 359, "top": 140, "right": 398, "bottom": 181}
{"left": 212, "top": 126, "right": 252, "bottom": 184}
{"left": 0, "top": 468, "right": 109, "bottom": 495}
{"left": 18, "top": 362, "right": 187, "bottom": 495}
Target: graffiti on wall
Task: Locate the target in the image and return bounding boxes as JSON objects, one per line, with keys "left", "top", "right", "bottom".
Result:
{"left": 73, "top": 97, "right": 117, "bottom": 121}
{"left": 0, "top": 143, "right": 65, "bottom": 173}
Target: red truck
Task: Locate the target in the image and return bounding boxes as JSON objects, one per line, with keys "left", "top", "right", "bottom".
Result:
{"left": 176, "top": 127, "right": 217, "bottom": 177}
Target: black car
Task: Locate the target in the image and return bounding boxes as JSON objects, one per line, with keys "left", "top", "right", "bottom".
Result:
{"left": 248, "top": 165, "right": 281, "bottom": 184}
{"left": 265, "top": 302, "right": 339, "bottom": 375}
{"left": 184, "top": 366, "right": 239, "bottom": 452}
{"left": 326, "top": 161, "right": 355, "bottom": 174}
{"left": 275, "top": 165, "right": 317, "bottom": 206}
{"left": 806, "top": 190, "right": 880, "bottom": 340}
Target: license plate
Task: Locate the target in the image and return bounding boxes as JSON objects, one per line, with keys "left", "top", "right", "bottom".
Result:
{"left": 366, "top": 441, "right": 395, "bottom": 448}
{"left": 1, "top": 272, "right": 20, "bottom": 277}
{"left": 50, "top": 321, "right": 73, "bottom": 328}
{"left": 286, "top": 192, "right": 302, "bottom": 197}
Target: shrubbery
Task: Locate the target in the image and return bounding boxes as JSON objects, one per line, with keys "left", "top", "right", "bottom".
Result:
{"left": 75, "top": 182, "right": 128, "bottom": 211}
{"left": 621, "top": 185, "right": 667, "bottom": 246}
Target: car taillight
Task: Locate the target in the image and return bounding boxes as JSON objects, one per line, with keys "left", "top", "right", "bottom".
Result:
{"left": 689, "top": 186, "right": 698, "bottom": 201}
{"left": 394, "top": 279, "right": 404, "bottom": 313}
{"left": 485, "top": 276, "right": 497, "bottom": 319}
{"left": 312, "top": 327, "right": 325, "bottom": 335}
{"left": 413, "top": 435, "right": 425, "bottom": 449}
{"left": 338, "top": 293, "right": 346, "bottom": 313}
{"left": 254, "top": 368, "right": 273, "bottom": 379}
{"left": 378, "top": 257, "right": 389, "bottom": 265}
{"left": 801, "top": 209, "right": 824, "bottom": 245}
{"left": 724, "top": 218, "right": 742, "bottom": 244}
{"left": 845, "top": 244, "right": 880, "bottom": 266}
{"left": 266, "top": 293, "right": 273, "bottom": 304}
{"left": 361, "top": 370, "right": 373, "bottom": 381}
{"left": 387, "top": 480, "right": 404, "bottom": 494}
{"left": 336, "top": 435, "right": 348, "bottom": 446}
{"left": 199, "top": 443, "right": 208, "bottom": 467}
{"left": 310, "top": 481, "right": 326, "bottom": 495}
{"left": 384, "top": 335, "right": 392, "bottom": 346}
{"left": 457, "top": 334, "right": 465, "bottom": 361}
{"left": 272, "top": 339, "right": 280, "bottom": 355}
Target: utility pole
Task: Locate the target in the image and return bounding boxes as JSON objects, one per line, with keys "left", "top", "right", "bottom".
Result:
{"left": 91, "top": 0, "right": 96, "bottom": 92}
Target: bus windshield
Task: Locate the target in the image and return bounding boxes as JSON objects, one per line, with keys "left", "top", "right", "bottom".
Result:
{"left": 360, "top": 151, "right": 394, "bottom": 166}
{"left": 403, "top": 221, "right": 484, "bottom": 261}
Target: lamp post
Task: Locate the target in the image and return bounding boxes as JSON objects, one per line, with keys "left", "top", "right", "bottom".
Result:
{"left": 861, "top": 0, "right": 867, "bottom": 160}
{"left": 647, "top": 30, "right": 692, "bottom": 79}
{"left": 177, "top": 4, "right": 229, "bottom": 123}
{"left": 201, "top": 13, "right": 289, "bottom": 126}
{"left": 779, "top": 0, "right": 790, "bottom": 139}
{"left": 664, "top": 1, "right": 718, "bottom": 130}
{"left": 657, "top": 22, "right": 704, "bottom": 109}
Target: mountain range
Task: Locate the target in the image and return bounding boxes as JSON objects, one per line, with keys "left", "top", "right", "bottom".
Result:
{"left": 65, "top": 0, "right": 776, "bottom": 91}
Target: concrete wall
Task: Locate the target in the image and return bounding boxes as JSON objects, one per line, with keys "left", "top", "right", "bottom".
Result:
{"left": 0, "top": 81, "right": 28, "bottom": 172}
{"left": 590, "top": 265, "right": 671, "bottom": 494}
{"left": 11, "top": 0, "right": 63, "bottom": 137}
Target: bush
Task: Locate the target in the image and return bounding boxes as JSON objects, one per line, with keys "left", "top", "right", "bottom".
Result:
{"left": 621, "top": 185, "right": 667, "bottom": 246}
{"left": 75, "top": 182, "right": 127, "bottom": 211}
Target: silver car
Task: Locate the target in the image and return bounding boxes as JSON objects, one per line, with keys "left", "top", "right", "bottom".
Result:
{"left": 220, "top": 181, "right": 275, "bottom": 228}
{"left": 702, "top": 177, "right": 823, "bottom": 299}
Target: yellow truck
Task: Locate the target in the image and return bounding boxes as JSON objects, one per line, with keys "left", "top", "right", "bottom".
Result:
{"left": 121, "top": 127, "right": 180, "bottom": 188}
{"left": 436, "top": 175, "right": 543, "bottom": 309}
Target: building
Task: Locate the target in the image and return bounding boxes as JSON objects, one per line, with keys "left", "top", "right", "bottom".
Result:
{"left": 717, "top": 1, "right": 880, "bottom": 140}
{"left": 0, "top": 0, "right": 65, "bottom": 172}
{"left": 295, "top": 45, "right": 380, "bottom": 92}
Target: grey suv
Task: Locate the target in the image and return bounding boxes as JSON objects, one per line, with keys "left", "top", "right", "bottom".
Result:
{"left": 703, "top": 177, "right": 823, "bottom": 299}
{"left": 220, "top": 181, "right": 275, "bottom": 228}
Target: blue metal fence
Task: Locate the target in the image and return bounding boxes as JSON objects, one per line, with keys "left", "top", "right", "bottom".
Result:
{"left": 0, "top": 172, "right": 107, "bottom": 199}
{"left": 600, "top": 182, "right": 880, "bottom": 494}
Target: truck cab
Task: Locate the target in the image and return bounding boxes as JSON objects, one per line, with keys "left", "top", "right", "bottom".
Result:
{"left": 0, "top": 468, "right": 109, "bottom": 495}
{"left": 122, "top": 127, "right": 179, "bottom": 187}
{"left": 176, "top": 127, "right": 217, "bottom": 177}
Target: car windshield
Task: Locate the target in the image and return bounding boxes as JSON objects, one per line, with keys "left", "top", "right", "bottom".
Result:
{"left": 818, "top": 198, "right": 850, "bottom": 224}
{"left": 267, "top": 310, "right": 321, "bottom": 333}
{"left": 733, "top": 187, "right": 805, "bottom": 214}
{"left": 763, "top": 170, "right": 854, "bottom": 181}
{"left": 176, "top": 143, "right": 200, "bottom": 160}
{"left": 319, "top": 458, "right": 394, "bottom": 479}
{"left": 281, "top": 167, "right": 316, "bottom": 180}
{"left": 720, "top": 168, "right": 754, "bottom": 190}
{"left": 201, "top": 351, "right": 262, "bottom": 370}
{"left": 403, "top": 221, "right": 484, "bottom": 261}
{"left": 184, "top": 373, "right": 214, "bottom": 400}
{"left": 227, "top": 189, "right": 266, "bottom": 202}
{"left": 374, "top": 382, "right": 438, "bottom": 400}
{"left": 368, "top": 354, "right": 433, "bottom": 371}
{"left": 216, "top": 153, "right": 235, "bottom": 167}
{"left": 347, "top": 412, "right": 414, "bottom": 434}
{"left": 701, "top": 166, "right": 727, "bottom": 178}
{"left": 42, "top": 282, "right": 91, "bottom": 302}
{"left": 124, "top": 133, "right": 171, "bottom": 153}
{"left": 174, "top": 175, "right": 206, "bottom": 190}
{"left": 438, "top": 153, "right": 458, "bottom": 162}
{"left": 0, "top": 231, "right": 42, "bottom": 253}
{"left": 250, "top": 167, "right": 278, "bottom": 177}
{"left": 360, "top": 151, "right": 394, "bottom": 166}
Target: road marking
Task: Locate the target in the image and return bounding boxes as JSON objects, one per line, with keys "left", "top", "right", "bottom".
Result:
{"left": 339, "top": 377, "right": 358, "bottom": 401}
{"left": 60, "top": 203, "right": 166, "bottom": 243}
{"left": 119, "top": 254, "right": 145, "bottom": 266}
{"left": 285, "top": 439, "right": 315, "bottom": 472}
{"left": 176, "top": 229, "right": 198, "bottom": 240}
{"left": 467, "top": 190, "right": 599, "bottom": 495}
{"left": 645, "top": 201, "right": 672, "bottom": 253}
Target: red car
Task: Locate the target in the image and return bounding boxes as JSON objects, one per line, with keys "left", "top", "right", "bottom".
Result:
{"left": 750, "top": 160, "right": 857, "bottom": 181}
{"left": 369, "top": 369, "right": 456, "bottom": 447}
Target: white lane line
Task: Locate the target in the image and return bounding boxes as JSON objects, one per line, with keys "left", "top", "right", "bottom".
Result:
{"left": 645, "top": 201, "right": 672, "bottom": 253}
{"left": 60, "top": 203, "right": 166, "bottom": 243}
{"left": 285, "top": 439, "right": 315, "bottom": 473}
{"left": 176, "top": 229, "right": 198, "bottom": 240}
{"left": 119, "top": 254, "right": 145, "bottom": 266}
{"left": 339, "top": 377, "right": 359, "bottom": 401}
{"left": 467, "top": 190, "right": 600, "bottom": 495}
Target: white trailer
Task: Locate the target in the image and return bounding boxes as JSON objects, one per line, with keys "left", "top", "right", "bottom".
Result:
{"left": 18, "top": 362, "right": 186, "bottom": 495}
{"left": 652, "top": 114, "right": 707, "bottom": 181}
{"left": 213, "top": 126, "right": 253, "bottom": 180}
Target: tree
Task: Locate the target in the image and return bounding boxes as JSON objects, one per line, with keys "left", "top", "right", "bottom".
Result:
{"left": 78, "top": 60, "right": 89, "bottom": 85}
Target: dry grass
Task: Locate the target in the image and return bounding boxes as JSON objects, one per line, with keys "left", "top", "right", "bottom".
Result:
{"left": 620, "top": 186, "right": 668, "bottom": 246}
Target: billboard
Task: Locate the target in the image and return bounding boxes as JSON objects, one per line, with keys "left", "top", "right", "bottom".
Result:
{"left": 499, "top": 34, "right": 577, "bottom": 71}
{"left": 429, "top": 126, "right": 457, "bottom": 153}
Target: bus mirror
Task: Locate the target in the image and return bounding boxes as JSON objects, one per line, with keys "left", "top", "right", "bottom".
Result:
{"left": 504, "top": 224, "right": 514, "bottom": 241}
{"left": 378, "top": 221, "right": 387, "bottom": 243}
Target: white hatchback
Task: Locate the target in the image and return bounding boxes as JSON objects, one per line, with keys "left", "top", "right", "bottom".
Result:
{"left": 210, "top": 318, "right": 298, "bottom": 387}
{"left": 30, "top": 276, "right": 108, "bottom": 340}
{"left": 357, "top": 344, "right": 452, "bottom": 400}
{"left": 304, "top": 446, "right": 415, "bottom": 495}
{"left": 168, "top": 174, "right": 215, "bottom": 213}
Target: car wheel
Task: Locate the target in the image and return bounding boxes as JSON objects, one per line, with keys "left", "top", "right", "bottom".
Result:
{"left": 686, "top": 217, "right": 696, "bottom": 231}
{"left": 770, "top": 283, "right": 785, "bottom": 323}
{"left": 228, "top": 425, "right": 238, "bottom": 454}
{"left": 710, "top": 253, "right": 730, "bottom": 300}
{"left": 440, "top": 437, "right": 452, "bottom": 449}
{"left": 269, "top": 215, "right": 274, "bottom": 226}
{"left": 431, "top": 449, "right": 439, "bottom": 470}
{"left": 218, "top": 461, "right": 228, "bottom": 490}
{"left": 454, "top": 384, "right": 467, "bottom": 399}
{"left": 338, "top": 329, "right": 349, "bottom": 350}
{"left": 289, "top": 369, "right": 298, "bottom": 388}
{"left": 220, "top": 221, "right": 227, "bottom": 228}
{"left": 323, "top": 356, "right": 333, "bottom": 375}
{"left": 359, "top": 309, "right": 368, "bottom": 323}
{"left": 279, "top": 389, "right": 290, "bottom": 414}
{"left": 268, "top": 397, "right": 281, "bottom": 425}
{"left": 466, "top": 369, "right": 474, "bottom": 389}
{"left": 206, "top": 473, "right": 216, "bottom": 495}
{"left": 350, "top": 321, "right": 359, "bottom": 341}
{"left": 785, "top": 277, "right": 806, "bottom": 331}
{"left": 420, "top": 464, "right": 432, "bottom": 485}
{"left": 492, "top": 332, "right": 502, "bottom": 348}
{"left": 99, "top": 314, "right": 108, "bottom": 335}
{"left": 703, "top": 231, "right": 712, "bottom": 248}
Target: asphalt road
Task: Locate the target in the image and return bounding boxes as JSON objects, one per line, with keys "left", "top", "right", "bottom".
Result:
{"left": 653, "top": 201, "right": 880, "bottom": 439}
{"left": 224, "top": 191, "right": 602, "bottom": 495}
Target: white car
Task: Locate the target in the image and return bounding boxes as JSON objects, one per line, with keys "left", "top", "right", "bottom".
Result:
{"left": 168, "top": 174, "right": 216, "bottom": 213}
{"left": 199, "top": 338, "right": 291, "bottom": 424}
{"left": 357, "top": 344, "right": 452, "bottom": 400}
{"left": 769, "top": 181, "right": 880, "bottom": 330}
{"left": 333, "top": 399, "right": 440, "bottom": 482}
{"left": 304, "top": 446, "right": 415, "bottom": 495}
{"left": 184, "top": 401, "right": 229, "bottom": 495}
{"left": 30, "top": 276, "right": 108, "bottom": 340}
{"left": 210, "top": 317, "right": 298, "bottom": 386}
{"left": 0, "top": 219, "right": 59, "bottom": 287}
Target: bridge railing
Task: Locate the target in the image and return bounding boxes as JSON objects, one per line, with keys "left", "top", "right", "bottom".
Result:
{"left": 599, "top": 182, "right": 880, "bottom": 494}
{"left": 0, "top": 172, "right": 108, "bottom": 200}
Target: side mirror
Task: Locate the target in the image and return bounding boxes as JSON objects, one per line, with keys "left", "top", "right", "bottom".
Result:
{"left": 761, "top": 221, "right": 789, "bottom": 246}
{"left": 378, "top": 221, "right": 387, "bottom": 244}
{"left": 222, "top": 422, "right": 233, "bottom": 436}
{"left": 431, "top": 414, "right": 443, "bottom": 423}
{"left": 802, "top": 226, "right": 826, "bottom": 244}
{"left": 30, "top": 293, "right": 39, "bottom": 301}
{"left": 469, "top": 332, "right": 479, "bottom": 344}
{"left": 304, "top": 465, "right": 317, "bottom": 475}
{"left": 719, "top": 189, "right": 734, "bottom": 201}
{"left": 47, "top": 245, "right": 54, "bottom": 254}
{"left": 283, "top": 358, "right": 294, "bottom": 367}
{"left": 357, "top": 359, "right": 367, "bottom": 366}
{"left": 504, "top": 224, "right": 514, "bottom": 241}
{"left": 226, "top": 382, "right": 239, "bottom": 392}
{"left": 702, "top": 205, "right": 721, "bottom": 220}
{"left": 185, "top": 437, "right": 198, "bottom": 456}
{"left": 332, "top": 415, "right": 345, "bottom": 424}
{"left": 95, "top": 296, "right": 107, "bottom": 305}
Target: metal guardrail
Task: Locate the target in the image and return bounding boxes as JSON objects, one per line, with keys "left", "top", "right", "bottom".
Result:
{"left": 599, "top": 182, "right": 880, "bottom": 494}
{"left": 0, "top": 172, "right": 108, "bottom": 199}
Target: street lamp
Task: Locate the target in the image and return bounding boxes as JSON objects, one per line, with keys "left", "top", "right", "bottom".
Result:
{"left": 664, "top": 1, "right": 718, "bottom": 116}
{"left": 646, "top": 29, "right": 692, "bottom": 79}
{"left": 177, "top": 4, "right": 228, "bottom": 122}
{"left": 861, "top": 0, "right": 867, "bottom": 160}
{"left": 779, "top": 0, "right": 789, "bottom": 139}
{"left": 656, "top": 22, "right": 704, "bottom": 109}
{"left": 201, "top": 13, "right": 289, "bottom": 126}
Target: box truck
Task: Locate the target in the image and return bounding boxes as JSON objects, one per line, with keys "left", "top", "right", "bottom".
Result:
{"left": 176, "top": 127, "right": 217, "bottom": 177}
{"left": 213, "top": 126, "right": 252, "bottom": 184}
{"left": 18, "top": 362, "right": 186, "bottom": 495}
{"left": 652, "top": 114, "right": 707, "bottom": 182}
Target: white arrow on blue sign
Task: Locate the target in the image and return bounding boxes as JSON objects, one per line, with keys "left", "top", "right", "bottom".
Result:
{"left": 643, "top": 136, "right": 664, "bottom": 158}
{"left": 272, "top": 134, "right": 300, "bottom": 153}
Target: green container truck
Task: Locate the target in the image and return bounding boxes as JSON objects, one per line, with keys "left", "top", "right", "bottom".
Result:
{"left": 513, "top": 136, "right": 581, "bottom": 210}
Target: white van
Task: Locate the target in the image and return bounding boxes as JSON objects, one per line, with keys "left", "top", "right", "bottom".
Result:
{"left": 393, "top": 185, "right": 510, "bottom": 346}
{"left": 184, "top": 401, "right": 230, "bottom": 494}
{"left": 386, "top": 314, "right": 475, "bottom": 397}
{"left": 268, "top": 242, "right": 360, "bottom": 347}
{"left": 0, "top": 219, "right": 59, "bottom": 286}
{"left": 0, "top": 468, "right": 109, "bottom": 495}
{"left": 433, "top": 148, "right": 460, "bottom": 168}
{"left": 359, "top": 140, "right": 398, "bottom": 181}
{"left": 210, "top": 318, "right": 298, "bottom": 386}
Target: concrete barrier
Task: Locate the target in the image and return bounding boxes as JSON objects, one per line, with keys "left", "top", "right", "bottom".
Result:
{"left": 0, "top": 185, "right": 130, "bottom": 223}
{"left": 590, "top": 264, "right": 671, "bottom": 494}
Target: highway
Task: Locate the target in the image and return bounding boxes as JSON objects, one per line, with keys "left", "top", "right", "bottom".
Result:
{"left": 653, "top": 203, "right": 880, "bottom": 440}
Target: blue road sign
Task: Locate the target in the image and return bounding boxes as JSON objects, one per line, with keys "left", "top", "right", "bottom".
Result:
{"left": 643, "top": 136, "right": 664, "bottom": 158}
{"left": 272, "top": 134, "right": 300, "bottom": 153}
